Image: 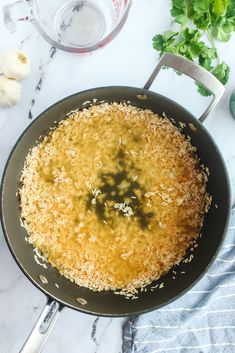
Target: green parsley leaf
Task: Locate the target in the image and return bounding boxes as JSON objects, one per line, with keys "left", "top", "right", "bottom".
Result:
{"left": 171, "top": 6, "right": 185, "bottom": 17}
{"left": 192, "top": 0, "right": 211, "bottom": 29}
{"left": 196, "top": 82, "right": 212, "bottom": 96}
{"left": 200, "top": 47, "right": 217, "bottom": 59}
{"left": 193, "top": 10, "right": 211, "bottom": 29}
{"left": 172, "top": 0, "right": 185, "bottom": 9}
{"left": 199, "top": 55, "right": 213, "bottom": 71}
{"left": 174, "top": 14, "right": 189, "bottom": 24}
{"left": 152, "top": 31, "right": 177, "bottom": 53}
{"left": 162, "top": 31, "right": 178, "bottom": 41}
{"left": 212, "top": 0, "right": 228, "bottom": 17}
{"left": 180, "top": 28, "right": 201, "bottom": 42}
{"left": 171, "top": 0, "right": 185, "bottom": 17}
{"left": 213, "top": 62, "right": 230, "bottom": 84}
{"left": 152, "top": 0, "right": 234, "bottom": 97}
{"left": 212, "top": 17, "right": 233, "bottom": 41}
{"left": 193, "top": 0, "right": 210, "bottom": 13}
{"left": 188, "top": 41, "right": 205, "bottom": 58}
{"left": 185, "top": 0, "right": 194, "bottom": 18}
{"left": 197, "top": 62, "right": 230, "bottom": 95}
{"left": 226, "top": 0, "right": 235, "bottom": 17}
{"left": 152, "top": 35, "right": 165, "bottom": 52}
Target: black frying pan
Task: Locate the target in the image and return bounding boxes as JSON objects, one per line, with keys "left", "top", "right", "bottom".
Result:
{"left": 0, "top": 54, "right": 231, "bottom": 352}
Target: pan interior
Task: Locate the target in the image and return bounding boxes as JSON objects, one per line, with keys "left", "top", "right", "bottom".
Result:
{"left": 0, "top": 86, "right": 230, "bottom": 316}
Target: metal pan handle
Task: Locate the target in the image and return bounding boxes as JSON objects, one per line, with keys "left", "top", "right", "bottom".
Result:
{"left": 144, "top": 53, "right": 225, "bottom": 123}
{"left": 20, "top": 298, "right": 63, "bottom": 353}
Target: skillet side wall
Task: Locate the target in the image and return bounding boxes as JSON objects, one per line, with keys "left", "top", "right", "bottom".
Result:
{"left": 0, "top": 87, "right": 230, "bottom": 316}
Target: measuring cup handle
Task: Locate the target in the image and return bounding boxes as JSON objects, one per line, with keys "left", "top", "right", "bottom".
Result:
{"left": 3, "top": 0, "right": 31, "bottom": 33}
{"left": 143, "top": 53, "right": 225, "bottom": 123}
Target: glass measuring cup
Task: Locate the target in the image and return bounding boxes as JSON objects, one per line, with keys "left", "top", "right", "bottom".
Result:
{"left": 3, "top": 0, "right": 133, "bottom": 53}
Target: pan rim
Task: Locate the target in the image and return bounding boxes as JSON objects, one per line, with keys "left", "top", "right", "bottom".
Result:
{"left": 0, "top": 86, "right": 231, "bottom": 317}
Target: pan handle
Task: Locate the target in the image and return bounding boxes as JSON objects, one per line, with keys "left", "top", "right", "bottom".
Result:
{"left": 143, "top": 53, "right": 225, "bottom": 123}
{"left": 20, "top": 298, "right": 63, "bottom": 353}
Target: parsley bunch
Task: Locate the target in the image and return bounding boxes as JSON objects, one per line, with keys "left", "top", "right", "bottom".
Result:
{"left": 152, "top": 0, "right": 235, "bottom": 96}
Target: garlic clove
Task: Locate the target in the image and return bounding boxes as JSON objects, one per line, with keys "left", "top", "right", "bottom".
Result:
{"left": 0, "top": 76, "right": 21, "bottom": 107}
{"left": 0, "top": 49, "right": 31, "bottom": 80}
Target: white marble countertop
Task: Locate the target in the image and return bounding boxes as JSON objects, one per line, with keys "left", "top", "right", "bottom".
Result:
{"left": 0, "top": 1, "right": 235, "bottom": 352}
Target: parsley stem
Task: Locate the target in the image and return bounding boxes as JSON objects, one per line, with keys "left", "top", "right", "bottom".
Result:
{"left": 206, "top": 30, "right": 220, "bottom": 65}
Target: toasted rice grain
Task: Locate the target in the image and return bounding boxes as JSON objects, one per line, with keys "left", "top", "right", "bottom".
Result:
{"left": 20, "top": 103, "right": 208, "bottom": 295}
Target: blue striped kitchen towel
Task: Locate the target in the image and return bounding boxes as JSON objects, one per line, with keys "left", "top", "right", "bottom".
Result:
{"left": 123, "top": 208, "right": 235, "bottom": 353}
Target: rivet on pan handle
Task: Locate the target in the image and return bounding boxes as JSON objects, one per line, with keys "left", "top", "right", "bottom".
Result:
{"left": 20, "top": 299, "right": 63, "bottom": 353}
{"left": 143, "top": 53, "right": 225, "bottom": 123}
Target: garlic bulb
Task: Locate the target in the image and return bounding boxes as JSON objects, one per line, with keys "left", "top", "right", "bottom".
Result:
{"left": 0, "top": 76, "right": 21, "bottom": 107}
{"left": 0, "top": 49, "right": 31, "bottom": 80}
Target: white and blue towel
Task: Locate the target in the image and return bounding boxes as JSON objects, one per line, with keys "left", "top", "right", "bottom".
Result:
{"left": 123, "top": 207, "right": 235, "bottom": 353}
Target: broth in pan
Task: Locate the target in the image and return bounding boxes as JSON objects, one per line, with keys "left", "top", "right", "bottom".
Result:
{"left": 20, "top": 103, "right": 208, "bottom": 296}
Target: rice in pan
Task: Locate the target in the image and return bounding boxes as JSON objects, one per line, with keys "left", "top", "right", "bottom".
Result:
{"left": 20, "top": 103, "right": 208, "bottom": 296}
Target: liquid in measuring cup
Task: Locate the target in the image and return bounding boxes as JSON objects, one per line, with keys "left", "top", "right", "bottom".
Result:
{"left": 56, "top": 0, "right": 116, "bottom": 47}
{"left": 3, "top": 0, "right": 132, "bottom": 52}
